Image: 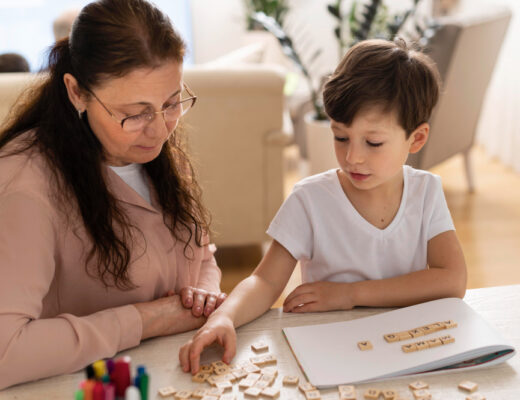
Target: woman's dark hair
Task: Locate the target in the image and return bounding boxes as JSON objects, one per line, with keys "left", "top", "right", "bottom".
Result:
{"left": 0, "top": 0, "right": 209, "bottom": 289}
{"left": 323, "top": 38, "right": 441, "bottom": 137}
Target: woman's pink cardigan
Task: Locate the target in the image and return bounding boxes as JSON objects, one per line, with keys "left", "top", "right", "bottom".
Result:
{"left": 0, "top": 137, "right": 222, "bottom": 389}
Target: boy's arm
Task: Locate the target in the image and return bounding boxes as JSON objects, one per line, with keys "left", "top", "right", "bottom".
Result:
{"left": 179, "top": 240, "right": 297, "bottom": 373}
{"left": 223, "top": 240, "right": 297, "bottom": 326}
{"left": 351, "top": 230, "right": 466, "bottom": 307}
{"left": 284, "top": 230, "right": 466, "bottom": 311}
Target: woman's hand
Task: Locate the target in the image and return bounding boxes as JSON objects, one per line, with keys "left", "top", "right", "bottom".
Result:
{"left": 282, "top": 281, "right": 355, "bottom": 313}
{"left": 134, "top": 294, "right": 206, "bottom": 340}
{"left": 179, "top": 313, "right": 236, "bottom": 374}
{"left": 179, "top": 286, "right": 227, "bottom": 317}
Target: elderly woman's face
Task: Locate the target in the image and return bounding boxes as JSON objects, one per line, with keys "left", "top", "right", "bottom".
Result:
{"left": 85, "top": 61, "right": 183, "bottom": 166}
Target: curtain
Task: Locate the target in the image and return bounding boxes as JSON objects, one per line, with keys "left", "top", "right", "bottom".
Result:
{"left": 476, "top": 0, "right": 520, "bottom": 173}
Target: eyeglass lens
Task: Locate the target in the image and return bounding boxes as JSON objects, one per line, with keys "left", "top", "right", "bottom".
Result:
{"left": 121, "top": 88, "right": 195, "bottom": 132}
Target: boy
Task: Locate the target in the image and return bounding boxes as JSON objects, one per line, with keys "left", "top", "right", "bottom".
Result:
{"left": 179, "top": 39, "right": 467, "bottom": 373}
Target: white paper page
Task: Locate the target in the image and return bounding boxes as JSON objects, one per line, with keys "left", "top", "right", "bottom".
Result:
{"left": 283, "top": 298, "right": 515, "bottom": 387}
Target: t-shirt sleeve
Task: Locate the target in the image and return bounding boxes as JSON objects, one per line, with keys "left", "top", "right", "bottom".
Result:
{"left": 427, "top": 175, "right": 455, "bottom": 240}
{"left": 0, "top": 191, "right": 142, "bottom": 389}
{"left": 266, "top": 187, "right": 313, "bottom": 260}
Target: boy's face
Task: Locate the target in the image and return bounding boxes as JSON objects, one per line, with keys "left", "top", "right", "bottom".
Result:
{"left": 332, "top": 105, "right": 428, "bottom": 193}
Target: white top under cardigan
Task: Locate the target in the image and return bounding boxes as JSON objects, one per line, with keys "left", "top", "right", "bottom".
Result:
{"left": 266, "top": 166, "right": 455, "bottom": 284}
{"left": 109, "top": 163, "right": 151, "bottom": 204}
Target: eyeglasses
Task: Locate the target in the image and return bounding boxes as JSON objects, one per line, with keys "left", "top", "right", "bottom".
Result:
{"left": 87, "top": 84, "right": 197, "bottom": 133}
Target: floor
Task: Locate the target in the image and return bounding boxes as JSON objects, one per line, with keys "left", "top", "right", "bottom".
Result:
{"left": 215, "top": 145, "right": 520, "bottom": 307}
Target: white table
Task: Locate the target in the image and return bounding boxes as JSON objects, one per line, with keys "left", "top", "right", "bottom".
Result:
{"left": 2, "top": 285, "right": 519, "bottom": 399}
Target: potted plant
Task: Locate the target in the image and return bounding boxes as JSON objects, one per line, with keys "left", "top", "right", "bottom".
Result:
{"left": 244, "top": 0, "right": 289, "bottom": 30}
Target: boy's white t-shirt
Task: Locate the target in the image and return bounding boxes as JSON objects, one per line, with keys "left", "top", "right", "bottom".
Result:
{"left": 266, "top": 166, "right": 455, "bottom": 284}
{"left": 109, "top": 163, "right": 151, "bottom": 204}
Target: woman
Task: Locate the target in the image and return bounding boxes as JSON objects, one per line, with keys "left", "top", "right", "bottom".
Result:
{"left": 0, "top": 0, "right": 225, "bottom": 389}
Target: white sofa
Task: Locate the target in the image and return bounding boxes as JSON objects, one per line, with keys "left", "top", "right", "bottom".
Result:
{"left": 0, "top": 65, "right": 292, "bottom": 247}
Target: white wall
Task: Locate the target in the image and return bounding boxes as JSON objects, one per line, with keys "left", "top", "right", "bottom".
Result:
{"left": 190, "top": 0, "right": 247, "bottom": 64}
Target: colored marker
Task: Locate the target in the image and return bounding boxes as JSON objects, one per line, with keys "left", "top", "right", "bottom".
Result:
{"left": 137, "top": 365, "right": 149, "bottom": 400}
{"left": 85, "top": 364, "right": 95, "bottom": 380}
{"left": 75, "top": 389, "right": 85, "bottom": 400}
{"left": 105, "top": 358, "right": 115, "bottom": 374}
{"left": 104, "top": 383, "right": 115, "bottom": 400}
{"left": 92, "top": 381, "right": 104, "bottom": 400}
{"left": 82, "top": 379, "right": 95, "bottom": 400}
{"left": 92, "top": 360, "right": 107, "bottom": 379}
{"left": 111, "top": 356, "right": 131, "bottom": 397}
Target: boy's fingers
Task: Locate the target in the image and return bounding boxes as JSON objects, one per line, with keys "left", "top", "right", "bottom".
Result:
{"left": 283, "top": 284, "right": 312, "bottom": 305}
{"left": 283, "top": 293, "right": 315, "bottom": 312}
{"left": 189, "top": 331, "right": 217, "bottom": 374}
{"left": 221, "top": 331, "right": 237, "bottom": 364}
{"left": 179, "top": 342, "right": 192, "bottom": 372}
{"left": 291, "top": 302, "right": 317, "bottom": 313}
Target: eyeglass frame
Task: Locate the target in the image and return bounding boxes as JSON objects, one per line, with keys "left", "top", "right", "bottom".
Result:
{"left": 84, "top": 83, "right": 197, "bottom": 132}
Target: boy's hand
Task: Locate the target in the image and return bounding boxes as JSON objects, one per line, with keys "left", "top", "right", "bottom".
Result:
{"left": 179, "top": 286, "right": 227, "bottom": 317}
{"left": 283, "top": 281, "right": 354, "bottom": 312}
{"left": 179, "top": 313, "right": 236, "bottom": 374}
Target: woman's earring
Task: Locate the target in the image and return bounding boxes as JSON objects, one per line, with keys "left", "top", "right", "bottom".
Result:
{"left": 77, "top": 109, "right": 84, "bottom": 118}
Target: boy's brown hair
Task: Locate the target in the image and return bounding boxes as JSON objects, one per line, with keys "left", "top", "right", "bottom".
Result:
{"left": 323, "top": 38, "right": 441, "bottom": 137}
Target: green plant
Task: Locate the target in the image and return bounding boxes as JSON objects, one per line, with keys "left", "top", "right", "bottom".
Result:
{"left": 328, "top": 0, "right": 440, "bottom": 57}
{"left": 244, "top": 0, "right": 289, "bottom": 30}
{"left": 251, "top": 11, "right": 328, "bottom": 120}
{"left": 252, "top": 1, "right": 439, "bottom": 121}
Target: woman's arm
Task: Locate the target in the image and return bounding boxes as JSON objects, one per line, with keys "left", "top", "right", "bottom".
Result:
{"left": 283, "top": 230, "right": 467, "bottom": 312}
{"left": 178, "top": 240, "right": 297, "bottom": 373}
{"left": 0, "top": 191, "right": 204, "bottom": 389}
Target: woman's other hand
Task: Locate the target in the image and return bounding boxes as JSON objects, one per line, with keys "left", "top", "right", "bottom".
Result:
{"left": 134, "top": 294, "right": 206, "bottom": 340}
{"left": 178, "top": 313, "right": 236, "bottom": 374}
{"left": 179, "top": 286, "right": 227, "bottom": 317}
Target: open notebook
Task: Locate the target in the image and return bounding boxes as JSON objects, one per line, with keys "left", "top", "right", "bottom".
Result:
{"left": 282, "top": 298, "right": 516, "bottom": 388}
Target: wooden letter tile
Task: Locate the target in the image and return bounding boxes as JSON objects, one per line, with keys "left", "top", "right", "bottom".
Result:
{"left": 402, "top": 343, "right": 418, "bottom": 353}
{"left": 409, "top": 328, "right": 424, "bottom": 337}
{"left": 219, "top": 394, "right": 236, "bottom": 400}
{"left": 364, "top": 388, "right": 381, "bottom": 399}
{"left": 261, "top": 387, "right": 280, "bottom": 398}
{"left": 443, "top": 320, "right": 458, "bottom": 329}
{"left": 200, "top": 364, "right": 214, "bottom": 374}
{"left": 412, "top": 389, "right": 432, "bottom": 399}
{"left": 305, "top": 389, "right": 321, "bottom": 400}
{"left": 357, "top": 341, "right": 373, "bottom": 351}
{"left": 251, "top": 340, "right": 269, "bottom": 352}
{"left": 244, "top": 387, "right": 262, "bottom": 397}
{"left": 408, "top": 381, "right": 429, "bottom": 390}
{"left": 466, "top": 394, "right": 486, "bottom": 400}
{"left": 415, "top": 341, "right": 429, "bottom": 351}
{"left": 439, "top": 335, "right": 455, "bottom": 345}
{"left": 215, "top": 381, "right": 232, "bottom": 392}
{"left": 384, "top": 333, "right": 400, "bottom": 343}
{"left": 192, "top": 372, "right": 210, "bottom": 383}
{"left": 426, "top": 338, "right": 442, "bottom": 348}
{"left": 458, "top": 380, "right": 478, "bottom": 393}
{"left": 383, "top": 389, "right": 396, "bottom": 400}
{"left": 298, "top": 382, "right": 316, "bottom": 393}
{"left": 283, "top": 375, "right": 299, "bottom": 386}
{"left": 191, "top": 388, "right": 207, "bottom": 399}
{"left": 158, "top": 387, "right": 177, "bottom": 397}
{"left": 398, "top": 331, "right": 413, "bottom": 340}
{"left": 174, "top": 390, "right": 192, "bottom": 400}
